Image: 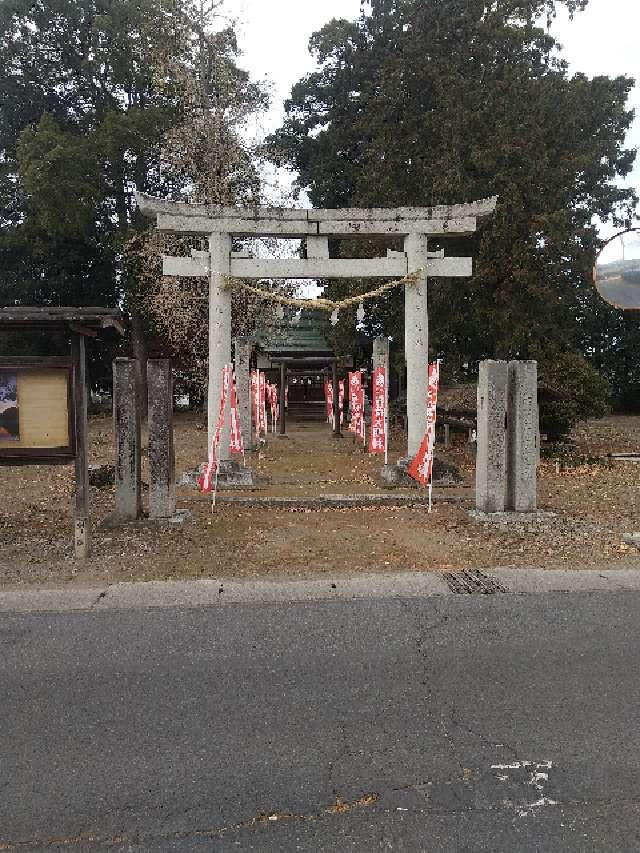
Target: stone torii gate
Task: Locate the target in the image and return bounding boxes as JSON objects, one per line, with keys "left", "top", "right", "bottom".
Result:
{"left": 136, "top": 193, "right": 496, "bottom": 466}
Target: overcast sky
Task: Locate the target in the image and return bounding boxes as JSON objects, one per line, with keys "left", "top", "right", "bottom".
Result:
{"left": 228, "top": 0, "right": 639, "bottom": 215}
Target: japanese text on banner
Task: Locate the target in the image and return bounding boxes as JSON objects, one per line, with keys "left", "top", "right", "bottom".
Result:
{"left": 348, "top": 372, "right": 359, "bottom": 432}
{"left": 348, "top": 371, "right": 365, "bottom": 439}
{"left": 369, "top": 367, "right": 387, "bottom": 454}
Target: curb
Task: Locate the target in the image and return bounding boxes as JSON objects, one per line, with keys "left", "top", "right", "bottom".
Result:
{"left": 215, "top": 493, "right": 471, "bottom": 509}
{"left": 1, "top": 567, "right": 640, "bottom": 614}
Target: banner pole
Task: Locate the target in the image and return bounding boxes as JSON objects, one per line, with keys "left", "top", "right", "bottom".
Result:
{"left": 212, "top": 448, "right": 219, "bottom": 510}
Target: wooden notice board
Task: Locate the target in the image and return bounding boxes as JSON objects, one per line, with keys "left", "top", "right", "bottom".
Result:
{"left": 0, "top": 360, "right": 74, "bottom": 463}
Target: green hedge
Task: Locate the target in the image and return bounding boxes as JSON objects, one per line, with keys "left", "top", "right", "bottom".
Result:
{"left": 538, "top": 352, "right": 610, "bottom": 441}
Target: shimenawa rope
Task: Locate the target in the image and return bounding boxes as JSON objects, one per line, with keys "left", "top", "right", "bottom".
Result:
{"left": 223, "top": 268, "right": 423, "bottom": 313}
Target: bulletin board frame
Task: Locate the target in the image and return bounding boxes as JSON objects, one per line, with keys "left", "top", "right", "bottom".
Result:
{"left": 0, "top": 357, "right": 76, "bottom": 465}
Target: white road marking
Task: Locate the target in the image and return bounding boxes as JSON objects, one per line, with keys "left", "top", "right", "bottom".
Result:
{"left": 490, "top": 760, "right": 557, "bottom": 817}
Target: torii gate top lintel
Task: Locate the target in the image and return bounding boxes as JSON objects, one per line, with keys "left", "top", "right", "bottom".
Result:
{"left": 136, "top": 192, "right": 497, "bottom": 281}
{"left": 135, "top": 192, "right": 497, "bottom": 238}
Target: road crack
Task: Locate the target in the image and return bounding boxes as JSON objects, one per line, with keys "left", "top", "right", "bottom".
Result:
{"left": 0, "top": 793, "right": 380, "bottom": 850}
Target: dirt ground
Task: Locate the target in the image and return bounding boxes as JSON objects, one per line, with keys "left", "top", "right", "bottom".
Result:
{"left": 1, "top": 414, "right": 639, "bottom": 589}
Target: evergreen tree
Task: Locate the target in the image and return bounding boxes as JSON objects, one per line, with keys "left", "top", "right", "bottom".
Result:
{"left": 0, "top": 0, "right": 266, "bottom": 394}
{"left": 269, "top": 0, "right": 638, "bottom": 395}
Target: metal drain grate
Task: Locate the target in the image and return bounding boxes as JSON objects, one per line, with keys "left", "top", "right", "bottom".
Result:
{"left": 442, "top": 569, "right": 505, "bottom": 594}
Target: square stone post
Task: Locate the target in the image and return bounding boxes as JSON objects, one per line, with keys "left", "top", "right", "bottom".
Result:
{"left": 234, "top": 337, "right": 253, "bottom": 450}
{"left": 476, "top": 360, "right": 508, "bottom": 513}
{"left": 113, "top": 358, "right": 142, "bottom": 520}
{"left": 208, "top": 232, "right": 232, "bottom": 459}
{"left": 506, "top": 360, "right": 538, "bottom": 512}
{"left": 147, "top": 359, "right": 176, "bottom": 519}
{"left": 372, "top": 336, "right": 390, "bottom": 376}
{"left": 404, "top": 234, "right": 429, "bottom": 458}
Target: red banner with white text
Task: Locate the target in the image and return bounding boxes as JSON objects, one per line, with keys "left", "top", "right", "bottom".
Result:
{"left": 348, "top": 371, "right": 365, "bottom": 441}
{"left": 356, "top": 383, "right": 366, "bottom": 443}
{"left": 348, "top": 372, "right": 359, "bottom": 432}
{"left": 258, "top": 371, "right": 267, "bottom": 437}
{"left": 368, "top": 367, "right": 387, "bottom": 454}
{"left": 251, "top": 370, "right": 259, "bottom": 435}
{"left": 407, "top": 362, "right": 441, "bottom": 485}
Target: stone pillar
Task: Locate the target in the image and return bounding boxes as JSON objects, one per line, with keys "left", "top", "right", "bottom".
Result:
{"left": 476, "top": 360, "right": 508, "bottom": 513}
{"left": 147, "top": 359, "right": 176, "bottom": 519}
{"left": 234, "top": 336, "right": 253, "bottom": 450}
{"left": 404, "top": 234, "right": 429, "bottom": 458}
{"left": 113, "top": 358, "right": 141, "bottom": 520}
{"left": 506, "top": 360, "right": 538, "bottom": 512}
{"left": 208, "top": 232, "right": 232, "bottom": 459}
{"left": 372, "top": 336, "right": 390, "bottom": 375}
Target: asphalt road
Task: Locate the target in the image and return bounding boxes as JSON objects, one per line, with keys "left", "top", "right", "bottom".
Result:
{"left": 2, "top": 590, "right": 640, "bottom": 851}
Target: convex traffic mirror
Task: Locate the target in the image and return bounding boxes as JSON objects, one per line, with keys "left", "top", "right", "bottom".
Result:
{"left": 594, "top": 229, "right": 640, "bottom": 311}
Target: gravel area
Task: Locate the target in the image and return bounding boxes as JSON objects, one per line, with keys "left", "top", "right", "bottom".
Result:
{"left": 1, "top": 414, "right": 638, "bottom": 589}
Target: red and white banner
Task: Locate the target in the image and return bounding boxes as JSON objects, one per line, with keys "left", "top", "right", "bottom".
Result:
{"left": 369, "top": 367, "right": 387, "bottom": 455}
{"left": 369, "top": 367, "right": 387, "bottom": 453}
{"left": 348, "top": 371, "right": 365, "bottom": 441}
{"left": 407, "top": 361, "right": 441, "bottom": 486}
{"left": 259, "top": 371, "right": 267, "bottom": 437}
{"left": 229, "top": 373, "right": 244, "bottom": 455}
{"left": 251, "top": 370, "right": 259, "bottom": 434}
{"left": 325, "top": 380, "right": 334, "bottom": 423}
{"left": 199, "top": 364, "right": 232, "bottom": 493}
{"left": 355, "top": 382, "right": 366, "bottom": 443}
{"left": 339, "top": 380, "right": 345, "bottom": 426}
{"left": 348, "top": 372, "right": 359, "bottom": 432}
{"left": 266, "top": 381, "right": 279, "bottom": 431}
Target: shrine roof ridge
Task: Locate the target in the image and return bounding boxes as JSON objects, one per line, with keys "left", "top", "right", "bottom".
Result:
{"left": 135, "top": 193, "right": 497, "bottom": 224}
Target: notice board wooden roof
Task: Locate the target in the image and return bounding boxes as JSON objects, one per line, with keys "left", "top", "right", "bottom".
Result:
{"left": 0, "top": 307, "right": 125, "bottom": 335}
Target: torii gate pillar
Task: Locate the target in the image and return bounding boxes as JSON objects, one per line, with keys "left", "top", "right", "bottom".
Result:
{"left": 208, "top": 232, "right": 232, "bottom": 458}
{"left": 404, "top": 234, "right": 429, "bottom": 458}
